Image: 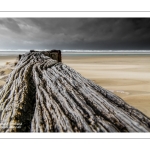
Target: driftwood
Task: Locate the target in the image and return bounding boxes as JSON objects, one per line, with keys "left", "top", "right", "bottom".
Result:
{"left": 0, "top": 51, "right": 150, "bottom": 132}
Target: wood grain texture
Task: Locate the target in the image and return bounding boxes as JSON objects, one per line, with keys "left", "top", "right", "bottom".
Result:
{"left": 0, "top": 51, "right": 150, "bottom": 132}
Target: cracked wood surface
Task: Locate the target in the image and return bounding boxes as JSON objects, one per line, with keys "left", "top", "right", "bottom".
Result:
{"left": 0, "top": 51, "right": 150, "bottom": 132}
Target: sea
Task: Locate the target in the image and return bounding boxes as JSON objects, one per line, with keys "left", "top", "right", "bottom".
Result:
{"left": 0, "top": 50, "right": 150, "bottom": 56}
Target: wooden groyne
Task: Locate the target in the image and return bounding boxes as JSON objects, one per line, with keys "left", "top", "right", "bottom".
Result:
{"left": 0, "top": 50, "right": 150, "bottom": 132}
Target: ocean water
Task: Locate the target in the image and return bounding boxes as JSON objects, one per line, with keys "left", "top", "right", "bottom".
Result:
{"left": 0, "top": 50, "right": 29, "bottom": 56}
{"left": 0, "top": 50, "right": 150, "bottom": 56}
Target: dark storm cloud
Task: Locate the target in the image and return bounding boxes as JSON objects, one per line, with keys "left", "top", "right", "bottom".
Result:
{"left": 0, "top": 18, "right": 22, "bottom": 33}
{"left": 0, "top": 18, "right": 150, "bottom": 50}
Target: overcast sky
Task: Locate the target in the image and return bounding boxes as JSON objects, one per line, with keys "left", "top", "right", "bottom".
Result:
{"left": 0, "top": 18, "right": 150, "bottom": 50}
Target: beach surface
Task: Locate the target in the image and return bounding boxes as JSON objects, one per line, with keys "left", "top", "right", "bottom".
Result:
{"left": 0, "top": 54, "right": 150, "bottom": 117}
{"left": 63, "top": 54, "right": 150, "bottom": 117}
{"left": 0, "top": 56, "right": 17, "bottom": 89}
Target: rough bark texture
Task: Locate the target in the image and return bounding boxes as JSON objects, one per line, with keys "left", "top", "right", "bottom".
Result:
{"left": 0, "top": 51, "right": 150, "bottom": 132}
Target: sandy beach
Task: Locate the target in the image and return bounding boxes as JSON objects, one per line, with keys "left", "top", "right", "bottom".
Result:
{"left": 0, "top": 54, "right": 150, "bottom": 117}
{"left": 63, "top": 54, "right": 150, "bottom": 117}
{"left": 0, "top": 56, "right": 17, "bottom": 89}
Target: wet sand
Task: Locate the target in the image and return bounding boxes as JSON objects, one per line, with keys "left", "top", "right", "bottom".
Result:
{"left": 0, "top": 54, "right": 150, "bottom": 117}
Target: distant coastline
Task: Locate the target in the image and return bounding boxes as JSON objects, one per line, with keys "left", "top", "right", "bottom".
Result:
{"left": 0, "top": 50, "right": 150, "bottom": 56}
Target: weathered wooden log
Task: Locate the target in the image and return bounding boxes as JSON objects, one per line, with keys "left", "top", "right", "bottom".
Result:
{"left": 19, "top": 50, "right": 62, "bottom": 62}
{"left": 0, "top": 51, "right": 150, "bottom": 132}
